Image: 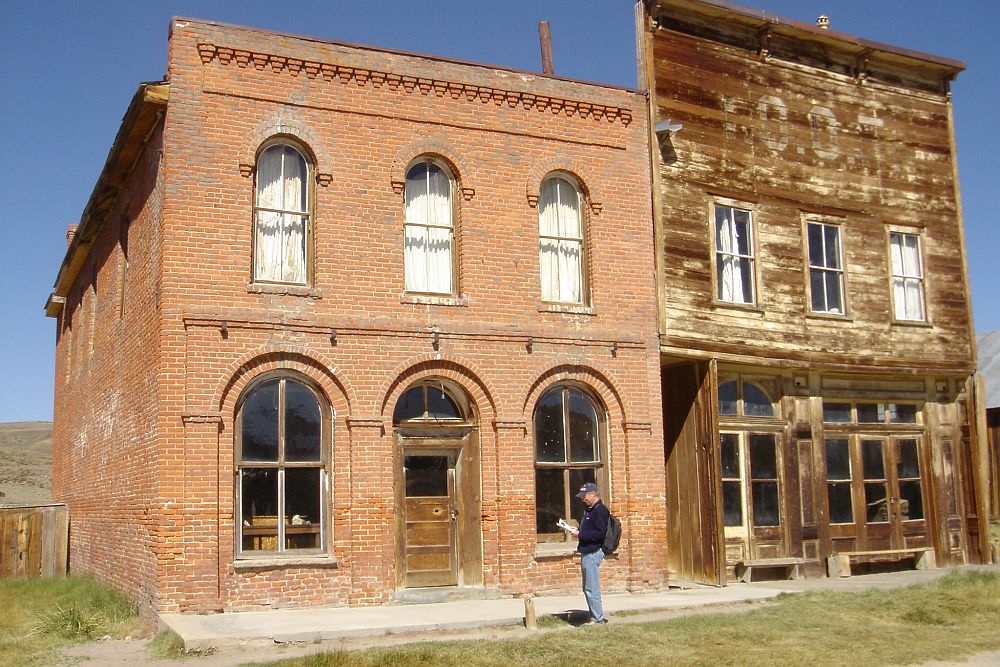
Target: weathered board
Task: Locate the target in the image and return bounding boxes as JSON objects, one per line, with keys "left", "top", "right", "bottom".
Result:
{"left": 0, "top": 504, "right": 69, "bottom": 578}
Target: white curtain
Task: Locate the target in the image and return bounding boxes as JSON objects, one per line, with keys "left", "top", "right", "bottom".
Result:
{"left": 405, "top": 162, "right": 453, "bottom": 294}
{"left": 891, "top": 233, "right": 924, "bottom": 320}
{"left": 716, "top": 212, "right": 743, "bottom": 302}
{"left": 538, "top": 178, "right": 582, "bottom": 303}
{"left": 255, "top": 146, "right": 306, "bottom": 284}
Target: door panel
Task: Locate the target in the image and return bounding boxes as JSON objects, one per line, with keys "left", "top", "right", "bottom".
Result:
{"left": 403, "top": 452, "right": 457, "bottom": 587}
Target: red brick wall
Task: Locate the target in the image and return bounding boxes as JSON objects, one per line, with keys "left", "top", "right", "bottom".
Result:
{"left": 51, "top": 127, "right": 165, "bottom": 615}
{"left": 55, "top": 18, "right": 667, "bottom": 614}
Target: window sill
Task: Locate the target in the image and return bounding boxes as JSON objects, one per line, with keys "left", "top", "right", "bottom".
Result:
{"left": 233, "top": 556, "right": 340, "bottom": 572}
{"left": 248, "top": 283, "right": 322, "bottom": 299}
{"left": 534, "top": 544, "right": 578, "bottom": 560}
{"left": 401, "top": 293, "right": 469, "bottom": 307}
{"left": 537, "top": 302, "right": 595, "bottom": 316}
{"left": 890, "top": 319, "right": 933, "bottom": 328}
{"left": 712, "top": 300, "right": 764, "bottom": 314}
{"left": 806, "top": 312, "right": 853, "bottom": 322}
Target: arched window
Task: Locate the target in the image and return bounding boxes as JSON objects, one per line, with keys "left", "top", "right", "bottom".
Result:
{"left": 254, "top": 143, "right": 310, "bottom": 284}
{"left": 538, "top": 175, "right": 585, "bottom": 303}
{"left": 236, "top": 376, "right": 329, "bottom": 556}
{"left": 717, "top": 379, "right": 774, "bottom": 418}
{"left": 393, "top": 381, "right": 467, "bottom": 424}
{"left": 404, "top": 159, "right": 455, "bottom": 294}
{"left": 534, "top": 385, "right": 605, "bottom": 543}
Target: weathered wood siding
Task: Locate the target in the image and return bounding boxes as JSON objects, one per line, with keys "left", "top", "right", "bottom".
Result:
{"left": 652, "top": 27, "right": 973, "bottom": 373}
{"left": 0, "top": 504, "right": 69, "bottom": 577}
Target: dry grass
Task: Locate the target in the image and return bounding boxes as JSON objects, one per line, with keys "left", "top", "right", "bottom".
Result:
{"left": 0, "top": 575, "right": 137, "bottom": 667}
{"left": 252, "top": 571, "right": 1000, "bottom": 667}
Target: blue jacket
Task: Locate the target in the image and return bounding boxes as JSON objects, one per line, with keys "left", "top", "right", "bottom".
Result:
{"left": 577, "top": 500, "right": 610, "bottom": 555}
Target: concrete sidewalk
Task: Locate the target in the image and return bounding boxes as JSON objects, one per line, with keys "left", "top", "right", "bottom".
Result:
{"left": 162, "top": 565, "right": 998, "bottom": 651}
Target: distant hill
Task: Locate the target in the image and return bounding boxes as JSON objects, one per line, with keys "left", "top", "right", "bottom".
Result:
{"left": 0, "top": 421, "right": 52, "bottom": 506}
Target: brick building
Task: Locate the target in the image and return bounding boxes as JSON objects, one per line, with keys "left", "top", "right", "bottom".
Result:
{"left": 45, "top": 18, "right": 666, "bottom": 614}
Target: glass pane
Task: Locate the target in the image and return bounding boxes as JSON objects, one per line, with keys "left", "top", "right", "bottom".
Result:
{"left": 743, "top": 384, "right": 773, "bottom": 417}
{"left": 284, "top": 468, "right": 321, "bottom": 550}
{"left": 722, "top": 481, "right": 743, "bottom": 527}
{"left": 738, "top": 259, "right": 754, "bottom": 303}
{"left": 568, "top": 469, "right": 598, "bottom": 526}
{"left": 857, "top": 403, "right": 885, "bottom": 423}
{"left": 720, "top": 433, "right": 740, "bottom": 479}
{"left": 897, "top": 439, "right": 920, "bottom": 479}
{"left": 426, "top": 386, "right": 461, "bottom": 419}
{"left": 535, "top": 468, "right": 566, "bottom": 541}
{"left": 752, "top": 481, "right": 780, "bottom": 526}
{"left": 864, "top": 482, "right": 889, "bottom": 522}
{"left": 824, "top": 225, "right": 841, "bottom": 269}
{"left": 749, "top": 434, "right": 777, "bottom": 480}
{"left": 889, "top": 404, "right": 917, "bottom": 424}
{"left": 241, "top": 468, "right": 278, "bottom": 551}
{"left": 285, "top": 381, "right": 321, "bottom": 462}
{"left": 714, "top": 205, "right": 732, "bottom": 252}
{"left": 535, "top": 389, "right": 565, "bottom": 463}
{"left": 733, "top": 209, "right": 752, "bottom": 256}
{"left": 242, "top": 380, "right": 279, "bottom": 462}
{"left": 825, "top": 439, "right": 851, "bottom": 480}
{"left": 568, "top": 389, "right": 599, "bottom": 463}
{"left": 861, "top": 440, "right": 885, "bottom": 480}
{"left": 393, "top": 387, "right": 425, "bottom": 422}
{"left": 823, "top": 402, "right": 852, "bottom": 423}
{"left": 807, "top": 222, "right": 824, "bottom": 266}
{"left": 405, "top": 455, "right": 449, "bottom": 497}
{"left": 718, "top": 381, "right": 738, "bottom": 415}
{"left": 827, "top": 482, "right": 854, "bottom": 524}
{"left": 810, "top": 269, "right": 826, "bottom": 312}
{"left": 899, "top": 481, "right": 924, "bottom": 521}
{"left": 824, "top": 271, "right": 842, "bottom": 314}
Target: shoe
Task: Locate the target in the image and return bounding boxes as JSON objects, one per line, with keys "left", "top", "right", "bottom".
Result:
{"left": 590, "top": 618, "right": 608, "bottom": 624}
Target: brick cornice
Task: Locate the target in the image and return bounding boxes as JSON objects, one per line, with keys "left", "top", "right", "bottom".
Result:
{"left": 197, "top": 42, "right": 633, "bottom": 127}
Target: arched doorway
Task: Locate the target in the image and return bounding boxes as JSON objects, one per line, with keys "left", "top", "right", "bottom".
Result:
{"left": 393, "top": 379, "right": 482, "bottom": 589}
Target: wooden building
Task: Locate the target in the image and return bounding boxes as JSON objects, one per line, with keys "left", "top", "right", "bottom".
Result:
{"left": 638, "top": 0, "right": 990, "bottom": 584}
{"left": 977, "top": 331, "right": 1000, "bottom": 519}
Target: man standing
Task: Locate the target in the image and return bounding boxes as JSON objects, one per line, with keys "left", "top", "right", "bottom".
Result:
{"left": 570, "top": 482, "right": 609, "bottom": 624}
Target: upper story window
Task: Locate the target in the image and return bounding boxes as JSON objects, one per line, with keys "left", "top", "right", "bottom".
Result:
{"left": 807, "top": 221, "right": 845, "bottom": 315}
{"left": 889, "top": 231, "right": 925, "bottom": 321}
{"left": 254, "top": 143, "right": 310, "bottom": 285}
{"left": 404, "top": 159, "right": 455, "bottom": 295}
{"left": 714, "top": 204, "right": 755, "bottom": 305}
{"left": 236, "top": 376, "right": 329, "bottom": 557}
{"left": 538, "top": 175, "right": 585, "bottom": 304}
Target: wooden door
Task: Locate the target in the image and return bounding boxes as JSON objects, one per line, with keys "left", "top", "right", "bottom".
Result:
{"left": 402, "top": 451, "right": 457, "bottom": 587}
{"left": 857, "top": 436, "right": 928, "bottom": 551}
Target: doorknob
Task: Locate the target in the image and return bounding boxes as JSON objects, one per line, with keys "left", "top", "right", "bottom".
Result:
{"left": 450, "top": 509, "right": 459, "bottom": 520}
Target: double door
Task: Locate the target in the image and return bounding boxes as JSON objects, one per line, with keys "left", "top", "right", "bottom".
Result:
{"left": 826, "top": 435, "right": 928, "bottom": 551}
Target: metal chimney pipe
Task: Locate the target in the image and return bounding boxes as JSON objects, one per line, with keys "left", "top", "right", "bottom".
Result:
{"left": 538, "top": 21, "right": 554, "bottom": 75}
{"left": 816, "top": 15, "right": 830, "bottom": 29}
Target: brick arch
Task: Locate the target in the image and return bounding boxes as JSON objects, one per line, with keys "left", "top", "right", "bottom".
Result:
{"left": 388, "top": 136, "right": 472, "bottom": 194}
{"left": 524, "top": 157, "right": 603, "bottom": 212}
{"left": 216, "top": 345, "right": 355, "bottom": 421}
{"left": 237, "top": 114, "right": 327, "bottom": 176}
{"left": 377, "top": 354, "right": 497, "bottom": 424}
{"left": 520, "top": 363, "right": 629, "bottom": 427}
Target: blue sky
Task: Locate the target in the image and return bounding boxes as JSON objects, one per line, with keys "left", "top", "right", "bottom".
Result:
{"left": 1, "top": 1, "right": 997, "bottom": 423}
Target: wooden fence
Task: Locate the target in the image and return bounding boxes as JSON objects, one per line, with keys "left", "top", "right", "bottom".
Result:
{"left": 0, "top": 504, "right": 68, "bottom": 577}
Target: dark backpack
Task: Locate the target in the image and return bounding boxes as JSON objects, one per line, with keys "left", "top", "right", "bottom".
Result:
{"left": 602, "top": 513, "right": 622, "bottom": 555}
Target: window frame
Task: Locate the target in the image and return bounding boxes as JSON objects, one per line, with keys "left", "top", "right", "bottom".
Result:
{"left": 711, "top": 199, "right": 759, "bottom": 308}
{"left": 886, "top": 227, "right": 928, "bottom": 323}
{"left": 537, "top": 172, "right": 590, "bottom": 306}
{"left": 717, "top": 376, "right": 778, "bottom": 419}
{"left": 403, "top": 156, "right": 459, "bottom": 297}
{"left": 251, "top": 139, "right": 314, "bottom": 287}
{"left": 533, "top": 384, "right": 608, "bottom": 545}
{"left": 804, "top": 217, "right": 848, "bottom": 317}
{"left": 234, "top": 374, "right": 331, "bottom": 559}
